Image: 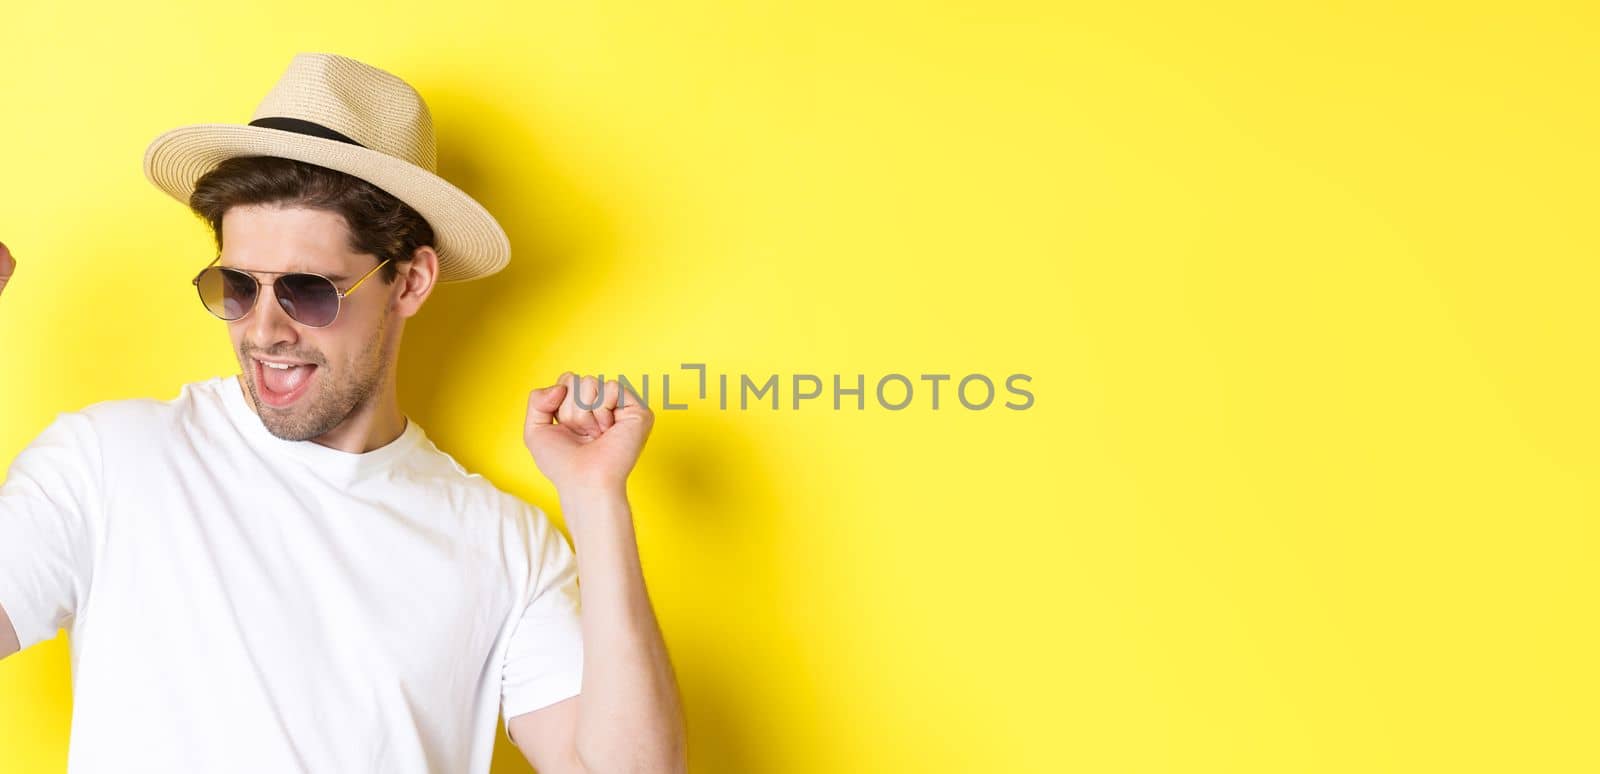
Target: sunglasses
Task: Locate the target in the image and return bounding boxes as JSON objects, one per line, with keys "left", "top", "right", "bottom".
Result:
{"left": 192, "top": 255, "right": 392, "bottom": 328}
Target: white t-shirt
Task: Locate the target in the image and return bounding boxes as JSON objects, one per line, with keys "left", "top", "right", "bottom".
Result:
{"left": 0, "top": 374, "right": 584, "bottom": 773}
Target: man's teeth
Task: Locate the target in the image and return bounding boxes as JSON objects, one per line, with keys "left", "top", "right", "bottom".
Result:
{"left": 263, "top": 362, "right": 305, "bottom": 369}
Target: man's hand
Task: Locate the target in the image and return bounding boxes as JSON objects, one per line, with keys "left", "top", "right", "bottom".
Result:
{"left": 0, "top": 241, "right": 15, "bottom": 299}
{"left": 524, "top": 372, "right": 655, "bottom": 497}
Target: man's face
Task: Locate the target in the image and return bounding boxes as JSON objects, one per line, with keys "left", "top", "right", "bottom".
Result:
{"left": 220, "top": 204, "right": 398, "bottom": 442}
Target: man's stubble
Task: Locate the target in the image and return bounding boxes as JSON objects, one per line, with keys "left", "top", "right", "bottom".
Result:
{"left": 242, "top": 301, "right": 394, "bottom": 443}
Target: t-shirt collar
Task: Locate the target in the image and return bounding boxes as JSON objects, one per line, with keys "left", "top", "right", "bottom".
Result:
{"left": 219, "top": 373, "right": 424, "bottom": 481}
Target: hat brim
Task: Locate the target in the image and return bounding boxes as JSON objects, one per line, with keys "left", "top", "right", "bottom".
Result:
{"left": 143, "top": 124, "right": 510, "bottom": 283}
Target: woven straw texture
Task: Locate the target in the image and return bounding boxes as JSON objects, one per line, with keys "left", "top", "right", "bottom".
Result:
{"left": 143, "top": 52, "right": 510, "bottom": 283}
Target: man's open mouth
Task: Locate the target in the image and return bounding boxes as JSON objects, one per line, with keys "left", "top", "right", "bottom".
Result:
{"left": 255, "top": 358, "right": 318, "bottom": 407}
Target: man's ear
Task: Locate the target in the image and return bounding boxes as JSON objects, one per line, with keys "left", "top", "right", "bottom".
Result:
{"left": 393, "top": 245, "right": 439, "bottom": 319}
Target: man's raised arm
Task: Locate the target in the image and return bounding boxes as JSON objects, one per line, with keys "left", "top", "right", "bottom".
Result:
{"left": 0, "top": 242, "right": 18, "bottom": 659}
{"left": 0, "top": 241, "right": 14, "bottom": 299}
{"left": 0, "top": 608, "right": 19, "bottom": 660}
{"left": 0, "top": 241, "right": 98, "bottom": 663}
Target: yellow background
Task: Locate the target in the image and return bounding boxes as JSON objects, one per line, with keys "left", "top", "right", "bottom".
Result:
{"left": 1, "top": 1, "right": 1595, "bottom": 772}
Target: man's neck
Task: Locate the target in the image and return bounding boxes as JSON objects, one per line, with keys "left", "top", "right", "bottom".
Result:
{"left": 234, "top": 373, "right": 407, "bottom": 454}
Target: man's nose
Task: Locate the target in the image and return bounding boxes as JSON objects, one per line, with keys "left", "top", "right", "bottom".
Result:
{"left": 241, "top": 281, "right": 301, "bottom": 343}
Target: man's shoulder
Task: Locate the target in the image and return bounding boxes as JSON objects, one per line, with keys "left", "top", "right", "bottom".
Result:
{"left": 10, "top": 378, "right": 225, "bottom": 468}
{"left": 71, "top": 376, "right": 225, "bottom": 429}
{"left": 400, "top": 450, "right": 564, "bottom": 563}
{"left": 403, "top": 437, "right": 554, "bottom": 531}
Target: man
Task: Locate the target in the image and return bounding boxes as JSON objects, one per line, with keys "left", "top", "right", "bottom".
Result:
{"left": 0, "top": 53, "right": 686, "bottom": 774}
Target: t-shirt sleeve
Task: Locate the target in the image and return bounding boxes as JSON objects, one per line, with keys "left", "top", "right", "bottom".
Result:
{"left": 0, "top": 410, "right": 104, "bottom": 651}
{"left": 500, "top": 502, "right": 585, "bottom": 742}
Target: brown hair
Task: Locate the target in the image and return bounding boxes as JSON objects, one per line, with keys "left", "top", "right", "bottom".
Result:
{"left": 187, "top": 155, "right": 435, "bottom": 284}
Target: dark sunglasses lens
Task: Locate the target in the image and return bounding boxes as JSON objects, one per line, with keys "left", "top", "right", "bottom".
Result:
{"left": 275, "top": 273, "right": 341, "bottom": 327}
{"left": 196, "top": 267, "right": 257, "bottom": 320}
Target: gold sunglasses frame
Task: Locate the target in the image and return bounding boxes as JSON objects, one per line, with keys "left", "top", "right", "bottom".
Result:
{"left": 191, "top": 255, "right": 393, "bottom": 328}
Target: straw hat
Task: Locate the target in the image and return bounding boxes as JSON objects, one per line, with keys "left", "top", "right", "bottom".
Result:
{"left": 142, "top": 52, "right": 510, "bottom": 283}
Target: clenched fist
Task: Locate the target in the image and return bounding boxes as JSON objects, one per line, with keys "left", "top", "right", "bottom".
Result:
{"left": 0, "top": 241, "right": 14, "bottom": 299}
{"left": 524, "top": 372, "right": 655, "bottom": 495}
